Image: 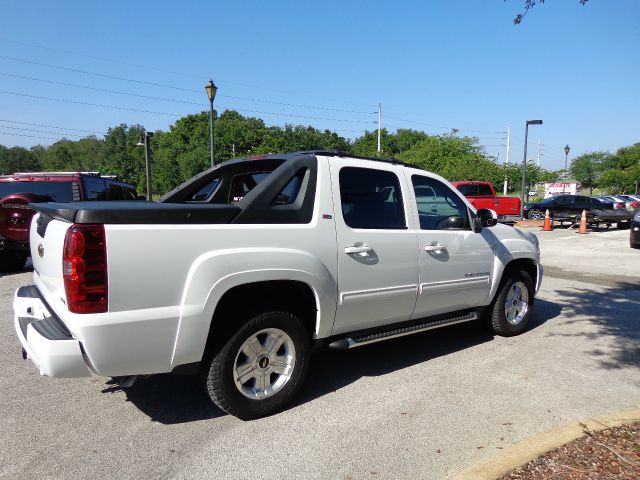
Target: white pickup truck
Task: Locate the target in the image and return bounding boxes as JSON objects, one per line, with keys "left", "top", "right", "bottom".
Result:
{"left": 14, "top": 151, "right": 542, "bottom": 419}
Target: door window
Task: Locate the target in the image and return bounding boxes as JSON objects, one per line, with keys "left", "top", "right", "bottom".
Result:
{"left": 412, "top": 175, "right": 470, "bottom": 230}
{"left": 339, "top": 167, "right": 406, "bottom": 229}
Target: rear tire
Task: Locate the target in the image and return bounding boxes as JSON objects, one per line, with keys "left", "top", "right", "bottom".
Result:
{"left": 201, "top": 311, "right": 310, "bottom": 420}
{"left": 489, "top": 270, "right": 534, "bottom": 337}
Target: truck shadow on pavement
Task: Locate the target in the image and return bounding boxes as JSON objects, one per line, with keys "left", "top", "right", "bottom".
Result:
{"left": 544, "top": 281, "right": 640, "bottom": 370}
{"left": 118, "top": 299, "right": 561, "bottom": 424}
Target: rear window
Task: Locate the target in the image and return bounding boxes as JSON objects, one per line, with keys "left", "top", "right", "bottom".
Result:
{"left": 455, "top": 184, "right": 478, "bottom": 196}
{"left": 0, "top": 181, "right": 75, "bottom": 202}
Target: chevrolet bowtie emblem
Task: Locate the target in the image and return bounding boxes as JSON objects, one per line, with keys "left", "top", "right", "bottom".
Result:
{"left": 37, "top": 244, "right": 44, "bottom": 258}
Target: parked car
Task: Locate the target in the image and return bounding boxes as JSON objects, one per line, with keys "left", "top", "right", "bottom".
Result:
{"left": 13, "top": 151, "right": 541, "bottom": 420}
{"left": 0, "top": 172, "right": 137, "bottom": 272}
{"left": 593, "top": 196, "right": 627, "bottom": 210}
{"left": 523, "top": 194, "right": 633, "bottom": 224}
{"left": 450, "top": 181, "right": 521, "bottom": 223}
{"left": 615, "top": 195, "right": 640, "bottom": 211}
{"left": 595, "top": 195, "right": 639, "bottom": 211}
{"left": 631, "top": 212, "right": 640, "bottom": 249}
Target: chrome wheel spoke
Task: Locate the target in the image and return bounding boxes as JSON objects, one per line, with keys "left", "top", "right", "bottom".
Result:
{"left": 271, "top": 356, "right": 291, "bottom": 375}
{"left": 236, "top": 362, "right": 256, "bottom": 385}
{"left": 242, "top": 337, "right": 262, "bottom": 359}
{"left": 254, "top": 372, "right": 268, "bottom": 393}
{"left": 263, "top": 332, "right": 284, "bottom": 355}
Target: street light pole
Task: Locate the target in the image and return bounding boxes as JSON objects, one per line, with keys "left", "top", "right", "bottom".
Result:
{"left": 564, "top": 144, "right": 571, "bottom": 187}
{"left": 137, "top": 130, "right": 154, "bottom": 201}
{"left": 520, "top": 119, "right": 543, "bottom": 219}
{"left": 205, "top": 79, "right": 218, "bottom": 168}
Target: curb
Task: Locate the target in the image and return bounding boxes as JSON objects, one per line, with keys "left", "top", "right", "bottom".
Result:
{"left": 453, "top": 408, "right": 640, "bottom": 480}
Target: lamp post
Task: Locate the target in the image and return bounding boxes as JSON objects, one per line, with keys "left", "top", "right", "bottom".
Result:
{"left": 520, "top": 119, "right": 543, "bottom": 219}
{"left": 136, "top": 130, "right": 154, "bottom": 201}
{"left": 205, "top": 79, "right": 218, "bottom": 168}
{"left": 564, "top": 144, "right": 570, "bottom": 181}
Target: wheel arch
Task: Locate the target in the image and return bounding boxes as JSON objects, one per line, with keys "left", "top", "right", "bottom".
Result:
{"left": 202, "top": 280, "right": 318, "bottom": 361}
{"left": 488, "top": 256, "right": 538, "bottom": 305}
{"left": 169, "top": 248, "right": 336, "bottom": 370}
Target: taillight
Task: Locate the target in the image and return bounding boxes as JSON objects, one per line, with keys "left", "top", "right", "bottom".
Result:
{"left": 63, "top": 224, "right": 107, "bottom": 313}
{"left": 615, "top": 202, "right": 625, "bottom": 209}
{"left": 630, "top": 202, "right": 640, "bottom": 208}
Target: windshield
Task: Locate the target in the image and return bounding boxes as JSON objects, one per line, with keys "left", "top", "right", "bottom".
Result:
{"left": 0, "top": 181, "right": 75, "bottom": 201}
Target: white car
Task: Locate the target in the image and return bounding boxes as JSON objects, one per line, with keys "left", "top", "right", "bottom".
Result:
{"left": 14, "top": 151, "right": 542, "bottom": 419}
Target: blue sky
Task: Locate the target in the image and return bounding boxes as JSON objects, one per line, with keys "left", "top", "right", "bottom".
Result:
{"left": 0, "top": 0, "right": 638, "bottom": 171}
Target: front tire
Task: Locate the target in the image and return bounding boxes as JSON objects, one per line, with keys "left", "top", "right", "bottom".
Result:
{"left": 489, "top": 270, "right": 534, "bottom": 336}
{"left": 201, "top": 311, "right": 310, "bottom": 420}
{"left": 527, "top": 209, "right": 543, "bottom": 220}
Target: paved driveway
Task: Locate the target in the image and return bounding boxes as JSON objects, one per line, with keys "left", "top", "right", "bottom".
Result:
{"left": 0, "top": 229, "right": 638, "bottom": 479}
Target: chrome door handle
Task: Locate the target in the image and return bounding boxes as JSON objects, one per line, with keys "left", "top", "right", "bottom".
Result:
{"left": 424, "top": 243, "right": 446, "bottom": 253}
{"left": 344, "top": 245, "right": 372, "bottom": 255}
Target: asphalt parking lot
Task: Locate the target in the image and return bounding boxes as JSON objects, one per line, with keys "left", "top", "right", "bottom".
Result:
{"left": 0, "top": 226, "right": 638, "bottom": 480}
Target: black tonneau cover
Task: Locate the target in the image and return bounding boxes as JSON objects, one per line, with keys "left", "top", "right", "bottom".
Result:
{"left": 30, "top": 201, "right": 241, "bottom": 225}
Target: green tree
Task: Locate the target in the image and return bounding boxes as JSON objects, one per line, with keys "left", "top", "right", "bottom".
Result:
{"left": 569, "top": 151, "right": 609, "bottom": 195}
{"left": 0, "top": 145, "right": 42, "bottom": 173}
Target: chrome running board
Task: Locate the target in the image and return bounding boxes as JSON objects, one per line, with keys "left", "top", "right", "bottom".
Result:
{"left": 328, "top": 312, "right": 479, "bottom": 350}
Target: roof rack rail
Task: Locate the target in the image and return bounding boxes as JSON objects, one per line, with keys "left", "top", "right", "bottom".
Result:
{"left": 295, "top": 150, "right": 424, "bottom": 170}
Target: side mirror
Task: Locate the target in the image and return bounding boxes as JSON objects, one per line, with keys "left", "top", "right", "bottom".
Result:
{"left": 476, "top": 208, "right": 498, "bottom": 229}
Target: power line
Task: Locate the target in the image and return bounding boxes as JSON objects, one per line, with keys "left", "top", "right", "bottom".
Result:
{"left": 0, "top": 71, "right": 375, "bottom": 115}
{"left": 0, "top": 124, "right": 97, "bottom": 138}
{"left": 0, "top": 55, "right": 201, "bottom": 93}
{"left": 384, "top": 114, "right": 506, "bottom": 135}
{"left": 0, "top": 72, "right": 202, "bottom": 105}
{"left": 0, "top": 53, "right": 377, "bottom": 110}
{"left": 0, "top": 90, "right": 182, "bottom": 116}
{"left": 0, "top": 130, "right": 61, "bottom": 141}
{"left": 0, "top": 118, "right": 104, "bottom": 135}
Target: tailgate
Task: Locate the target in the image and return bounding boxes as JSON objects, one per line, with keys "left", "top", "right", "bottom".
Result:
{"left": 29, "top": 213, "right": 71, "bottom": 300}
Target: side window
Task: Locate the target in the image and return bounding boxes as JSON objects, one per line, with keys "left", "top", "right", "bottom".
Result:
{"left": 339, "top": 167, "right": 406, "bottom": 229}
{"left": 82, "top": 177, "right": 108, "bottom": 200}
{"left": 190, "top": 177, "right": 221, "bottom": 201}
{"left": 229, "top": 172, "right": 270, "bottom": 203}
{"left": 411, "top": 175, "right": 470, "bottom": 230}
{"left": 271, "top": 170, "right": 306, "bottom": 206}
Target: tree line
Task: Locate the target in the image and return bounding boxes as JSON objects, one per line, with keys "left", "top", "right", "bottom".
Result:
{"left": 1, "top": 109, "right": 559, "bottom": 197}
{"left": 569, "top": 144, "right": 640, "bottom": 195}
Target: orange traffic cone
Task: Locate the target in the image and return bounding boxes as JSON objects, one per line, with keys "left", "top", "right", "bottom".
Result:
{"left": 578, "top": 209, "right": 588, "bottom": 234}
{"left": 543, "top": 209, "right": 553, "bottom": 231}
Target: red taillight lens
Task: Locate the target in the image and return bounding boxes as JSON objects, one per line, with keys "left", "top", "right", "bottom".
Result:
{"left": 63, "top": 224, "right": 107, "bottom": 314}
{"left": 615, "top": 203, "right": 625, "bottom": 209}
{"left": 631, "top": 202, "right": 640, "bottom": 208}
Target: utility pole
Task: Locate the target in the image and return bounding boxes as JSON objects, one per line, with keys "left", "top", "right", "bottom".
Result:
{"left": 377, "top": 102, "right": 382, "bottom": 154}
{"left": 536, "top": 139, "right": 541, "bottom": 166}
{"left": 505, "top": 126, "right": 511, "bottom": 164}
{"left": 137, "top": 130, "right": 154, "bottom": 201}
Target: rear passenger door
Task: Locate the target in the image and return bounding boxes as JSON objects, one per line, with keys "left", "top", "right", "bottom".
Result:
{"left": 330, "top": 159, "right": 419, "bottom": 335}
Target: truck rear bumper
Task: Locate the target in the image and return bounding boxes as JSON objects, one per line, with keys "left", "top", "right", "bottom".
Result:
{"left": 13, "top": 285, "right": 91, "bottom": 378}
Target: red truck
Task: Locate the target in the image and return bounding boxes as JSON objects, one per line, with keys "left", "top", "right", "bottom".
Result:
{"left": 451, "top": 181, "right": 521, "bottom": 224}
{"left": 0, "top": 172, "right": 137, "bottom": 272}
